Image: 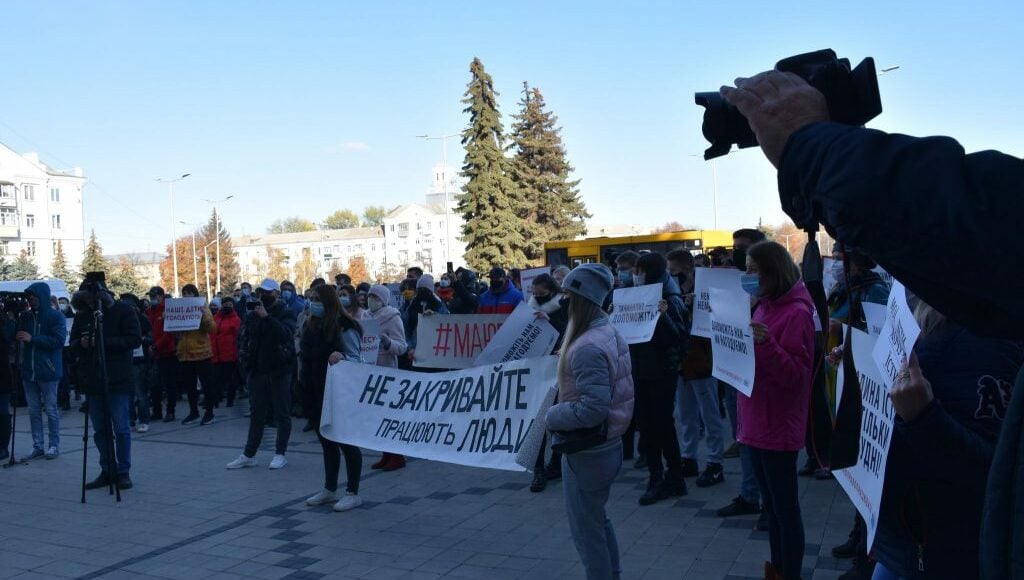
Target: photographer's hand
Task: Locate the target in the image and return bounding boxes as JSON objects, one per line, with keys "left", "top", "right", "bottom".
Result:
{"left": 15, "top": 331, "right": 32, "bottom": 343}
{"left": 720, "top": 71, "right": 829, "bottom": 168}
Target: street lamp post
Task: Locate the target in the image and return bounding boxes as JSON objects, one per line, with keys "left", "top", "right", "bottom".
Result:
{"left": 202, "top": 240, "right": 217, "bottom": 302}
{"left": 203, "top": 195, "right": 234, "bottom": 294}
{"left": 156, "top": 173, "right": 190, "bottom": 295}
{"left": 417, "top": 133, "right": 459, "bottom": 267}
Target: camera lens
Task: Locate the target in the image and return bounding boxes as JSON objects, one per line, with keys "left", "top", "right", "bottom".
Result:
{"left": 694, "top": 92, "right": 759, "bottom": 160}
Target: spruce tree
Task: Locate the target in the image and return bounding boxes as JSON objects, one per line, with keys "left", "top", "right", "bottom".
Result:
{"left": 200, "top": 208, "right": 240, "bottom": 294}
{"left": 9, "top": 250, "right": 41, "bottom": 280}
{"left": 508, "top": 83, "right": 589, "bottom": 261}
{"left": 81, "top": 230, "right": 110, "bottom": 276}
{"left": 457, "top": 57, "right": 529, "bottom": 271}
{"left": 50, "top": 240, "right": 77, "bottom": 289}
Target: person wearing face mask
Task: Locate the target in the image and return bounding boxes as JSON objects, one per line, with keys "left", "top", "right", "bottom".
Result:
{"left": 339, "top": 284, "right": 369, "bottom": 321}
{"left": 15, "top": 282, "right": 68, "bottom": 460}
{"left": 477, "top": 267, "right": 524, "bottom": 315}
{"left": 174, "top": 284, "right": 218, "bottom": 426}
{"left": 552, "top": 265, "right": 571, "bottom": 287}
{"left": 279, "top": 280, "right": 305, "bottom": 319}
{"left": 436, "top": 273, "right": 455, "bottom": 307}
{"left": 145, "top": 287, "right": 179, "bottom": 423}
{"left": 737, "top": 241, "right": 815, "bottom": 580}
{"left": 211, "top": 296, "right": 242, "bottom": 408}
{"left": 355, "top": 282, "right": 371, "bottom": 310}
{"left": 366, "top": 284, "right": 410, "bottom": 471}
{"left": 228, "top": 278, "right": 298, "bottom": 471}
{"left": 614, "top": 252, "right": 639, "bottom": 290}
{"left": 402, "top": 275, "right": 449, "bottom": 366}
{"left": 527, "top": 274, "right": 569, "bottom": 493}
{"left": 447, "top": 268, "right": 480, "bottom": 315}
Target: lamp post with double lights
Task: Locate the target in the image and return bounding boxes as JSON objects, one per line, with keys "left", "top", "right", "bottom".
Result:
{"left": 156, "top": 173, "right": 190, "bottom": 295}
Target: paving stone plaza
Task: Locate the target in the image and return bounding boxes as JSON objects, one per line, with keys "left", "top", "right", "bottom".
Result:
{"left": 3, "top": 405, "right": 858, "bottom": 579}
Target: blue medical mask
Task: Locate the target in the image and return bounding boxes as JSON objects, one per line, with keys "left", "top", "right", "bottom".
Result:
{"left": 241, "top": 288, "right": 251, "bottom": 297}
{"left": 309, "top": 302, "right": 325, "bottom": 318}
{"left": 282, "top": 290, "right": 294, "bottom": 301}
{"left": 340, "top": 296, "right": 352, "bottom": 308}
{"left": 618, "top": 270, "right": 632, "bottom": 285}
{"left": 633, "top": 273, "right": 645, "bottom": 287}
{"left": 740, "top": 274, "right": 760, "bottom": 297}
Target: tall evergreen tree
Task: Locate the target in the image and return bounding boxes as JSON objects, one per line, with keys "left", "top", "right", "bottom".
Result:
{"left": 9, "top": 250, "right": 41, "bottom": 280}
{"left": 508, "top": 83, "right": 589, "bottom": 261}
{"left": 81, "top": 230, "right": 110, "bottom": 275}
{"left": 50, "top": 240, "right": 77, "bottom": 289}
{"left": 0, "top": 254, "right": 10, "bottom": 280}
{"left": 200, "top": 208, "right": 240, "bottom": 294}
{"left": 457, "top": 58, "right": 529, "bottom": 271}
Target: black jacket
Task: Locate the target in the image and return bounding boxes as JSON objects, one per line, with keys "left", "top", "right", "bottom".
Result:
{"left": 0, "top": 321, "right": 13, "bottom": 396}
{"left": 70, "top": 300, "right": 143, "bottom": 395}
{"left": 627, "top": 273, "right": 690, "bottom": 379}
{"left": 299, "top": 317, "right": 360, "bottom": 419}
{"left": 448, "top": 272, "right": 480, "bottom": 315}
{"left": 239, "top": 299, "right": 297, "bottom": 375}
{"left": 778, "top": 121, "right": 1024, "bottom": 579}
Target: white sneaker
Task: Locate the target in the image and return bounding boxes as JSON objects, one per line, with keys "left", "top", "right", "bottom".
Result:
{"left": 305, "top": 489, "right": 338, "bottom": 506}
{"left": 226, "top": 454, "right": 257, "bottom": 469}
{"left": 269, "top": 454, "right": 288, "bottom": 470}
{"left": 136, "top": 423, "right": 149, "bottom": 433}
{"left": 333, "top": 492, "right": 363, "bottom": 512}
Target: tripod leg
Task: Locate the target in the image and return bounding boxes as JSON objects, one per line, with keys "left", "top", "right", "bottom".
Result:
{"left": 81, "top": 402, "right": 90, "bottom": 504}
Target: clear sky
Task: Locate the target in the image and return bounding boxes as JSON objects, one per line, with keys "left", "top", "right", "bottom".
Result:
{"left": 2, "top": 1, "right": 1022, "bottom": 255}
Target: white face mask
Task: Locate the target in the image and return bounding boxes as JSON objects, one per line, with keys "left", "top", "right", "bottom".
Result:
{"left": 367, "top": 297, "right": 384, "bottom": 312}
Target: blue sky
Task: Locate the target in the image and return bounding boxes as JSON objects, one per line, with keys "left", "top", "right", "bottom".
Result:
{"left": 2, "top": 1, "right": 1022, "bottom": 254}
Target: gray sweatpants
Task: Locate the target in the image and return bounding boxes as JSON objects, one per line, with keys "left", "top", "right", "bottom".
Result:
{"left": 562, "top": 439, "right": 623, "bottom": 580}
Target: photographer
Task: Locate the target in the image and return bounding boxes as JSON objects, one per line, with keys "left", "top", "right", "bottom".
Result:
{"left": 16, "top": 283, "right": 68, "bottom": 460}
{"left": 720, "top": 71, "right": 1024, "bottom": 578}
{"left": 227, "top": 278, "right": 297, "bottom": 471}
{"left": 71, "top": 279, "right": 142, "bottom": 491}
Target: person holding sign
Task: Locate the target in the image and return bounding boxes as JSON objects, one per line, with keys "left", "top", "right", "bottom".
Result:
{"left": 527, "top": 273, "right": 569, "bottom": 492}
{"left": 627, "top": 252, "right": 691, "bottom": 506}
{"left": 869, "top": 301, "right": 1022, "bottom": 580}
{"left": 300, "top": 284, "right": 367, "bottom": 512}
{"left": 174, "top": 285, "right": 217, "bottom": 426}
{"left": 545, "top": 264, "right": 635, "bottom": 580}
{"left": 738, "top": 241, "right": 815, "bottom": 580}
{"left": 366, "top": 284, "right": 409, "bottom": 472}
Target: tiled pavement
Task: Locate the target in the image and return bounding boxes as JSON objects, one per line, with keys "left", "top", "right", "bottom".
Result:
{"left": 2, "top": 402, "right": 859, "bottom": 579}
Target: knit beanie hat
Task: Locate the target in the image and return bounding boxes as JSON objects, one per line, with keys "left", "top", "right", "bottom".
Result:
{"left": 561, "top": 264, "right": 613, "bottom": 307}
{"left": 416, "top": 274, "right": 435, "bottom": 291}
{"left": 368, "top": 284, "right": 391, "bottom": 305}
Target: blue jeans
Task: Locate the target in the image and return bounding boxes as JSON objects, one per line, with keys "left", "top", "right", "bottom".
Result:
{"left": 23, "top": 380, "right": 59, "bottom": 451}
{"left": 563, "top": 440, "right": 623, "bottom": 580}
{"left": 723, "top": 386, "right": 760, "bottom": 504}
{"left": 88, "top": 392, "right": 132, "bottom": 475}
{"left": 131, "top": 364, "right": 151, "bottom": 424}
{"left": 676, "top": 376, "right": 725, "bottom": 464}
{"left": 749, "top": 447, "right": 804, "bottom": 580}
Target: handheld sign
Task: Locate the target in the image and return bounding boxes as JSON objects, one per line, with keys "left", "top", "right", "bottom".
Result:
{"left": 870, "top": 281, "right": 921, "bottom": 392}
{"left": 692, "top": 268, "right": 743, "bottom": 338}
{"left": 360, "top": 318, "right": 381, "bottom": 364}
{"left": 519, "top": 266, "right": 550, "bottom": 299}
{"left": 834, "top": 328, "right": 896, "bottom": 551}
{"left": 415, "top": 314, "right": 507, "bottom": 369}
{"left": 162, "top": 298, "right": 207, "bottom": 332}
{"left": 475, "top": 302, "right": 559, "bottom": 366}
{"left": 709, "top": 287, "right": 755, "bottom": 396}
{"left": 862, "top": 302, "right": 886, "bottom": 338}
{"left": 610, "top": 283, "right": 662, "bottom": 345}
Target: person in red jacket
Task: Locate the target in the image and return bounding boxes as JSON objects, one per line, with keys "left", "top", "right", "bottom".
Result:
{"left": 211, "top": 296, "right": 242, "bottom": 407}
{"left": 146, "top": 287, "right": 179, "bottom": 422}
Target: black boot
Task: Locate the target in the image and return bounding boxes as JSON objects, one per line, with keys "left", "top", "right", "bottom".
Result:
{"left": 0, "top": 415, "right": 11, "bottom": 460}
{"left": 661, "top": 467, "right": 689, "bottom": 497}
{"left": 529, "top": 471, "right": 547, "bottom": 493}
{"left": 639, "top": 473, "right": 670, "bottom": 506}
{"left": 84, "top": 471, "right": 112, "bottom": 490}
{"left": 117, "top": 473, "right": 134, "bottom": 490}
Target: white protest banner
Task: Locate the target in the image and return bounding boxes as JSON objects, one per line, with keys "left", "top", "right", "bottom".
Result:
{"left": 360, "top": 318, "right": 381, "bottom": 363}
{"left": 872, "top": 266, "right": 894, "bottom": 288}
{"left": 834, "top": 328, "right": 896, "bottom": 550}
{"left": 519, "top": 266, "right": 550, "bottom": 298}
{"left": 862, "top": 302, "right": 886, "bottom": 338}
{"left": 823, "top": 257, "right": 838, "bottom": 293}
{"left": 692, "top": 268, "right": 743, "bottom": 338}
{"left": 387, "top": 283, "right": 403, "bottom": 310}
{"left": 415, "top": 314, "right": 507, "bottom": 369}
{"left": 709, "top": 287, "right": 755, "bottom": 396}
{"left": 515, "top": 385, "right": 557, "bottom": 471}
{"left": 871, "top": 281, "right": 922, "bottom": 391}
{"left": 475, "top": 302, "right": 559, "bottom": 366}
{"left": 162, "top": 297, "right": 207, "bottom": 332}
{"left": 65, "top": 319, "right": 74, "bottom": 347}
{"left": 320, "top": 356, "right": 559, "bottom": 471}
{"left": 610, "top": 283, "right": 662, "bottom": 345}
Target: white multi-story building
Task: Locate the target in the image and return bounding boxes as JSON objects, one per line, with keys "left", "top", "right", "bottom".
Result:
{"left": 234, "top": 227, "right": 387, "bottom": 285}
{"left": 381, "top": 163, "right": 466, "bottom": 274}
{"left": 0, "top": 143, "right": 86, "bottom": 275}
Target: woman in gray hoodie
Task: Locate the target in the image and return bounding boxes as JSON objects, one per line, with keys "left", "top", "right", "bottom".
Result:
{"left": 546, "top": 264, "right": 635, "bottom": 580}
{"left": 366, "top": 284, "right": 410, "bottom": 472}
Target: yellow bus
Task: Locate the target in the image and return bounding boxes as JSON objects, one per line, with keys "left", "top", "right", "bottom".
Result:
{"left": 544, "top": 230, "right": 735, "bottom": 268}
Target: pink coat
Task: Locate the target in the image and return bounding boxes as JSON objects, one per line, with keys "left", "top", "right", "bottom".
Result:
{"left": 737, "top": 281, "right": 816, "bottom": 452}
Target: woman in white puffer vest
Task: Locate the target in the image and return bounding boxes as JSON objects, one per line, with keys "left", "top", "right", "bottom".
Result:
{"left": 545, "top": 263, "right": 635, "bottom": 580}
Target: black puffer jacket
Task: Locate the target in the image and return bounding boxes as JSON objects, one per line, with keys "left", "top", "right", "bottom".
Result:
{"left": 70, "top": 295, "right": 143, "bottom": 395}
{"left": 240, "top": 299, "right": 297, "bottom": 375}
{"left": 448, "top": 270, "right": 480, "bottom": 315}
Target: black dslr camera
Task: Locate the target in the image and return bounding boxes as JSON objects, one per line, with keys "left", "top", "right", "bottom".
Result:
{"left": 0, "top": 291, "right": 30, "bottom": 314}
{"left": 695, "top": 49, "right": 882, "bottom": 160}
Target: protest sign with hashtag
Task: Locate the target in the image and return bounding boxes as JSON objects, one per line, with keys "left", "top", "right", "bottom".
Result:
{"left": 415, "top": 314, "right": 508, "bottom": 369}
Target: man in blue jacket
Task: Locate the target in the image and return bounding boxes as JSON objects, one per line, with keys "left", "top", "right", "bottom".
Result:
{"left": 477, "top": 267, "right": 524, "bottom": 314}
{"left": 16, "top": 282, "right": 68, "bottom": 460}
{"left": 720, "top": 70, "right": 1024, "bottom": 579}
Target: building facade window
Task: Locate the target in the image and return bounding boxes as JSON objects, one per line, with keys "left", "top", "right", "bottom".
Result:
{"left": 26, "top": 241, "right": 36, "bottom": 256}
{"left": 0, "top": 208, "right": 15, "bottom": 226}
{"left": 25, "top": 214, "right": 35, "bottom": 228}
{"left": 398, "top": 223, "right": 409, "bottom": 237}
{"left": 0, "top": 241, "right": 8, "bottom": 255}
{"left": 53, "top": 241, "right": 59, "bottom": 254}
{"left": 51, "top": 214, "right": 61, "bottom": 229}
{"left": 0, "top": 183, "right": 14, "bottom": 198}
{"left": 23, "top": 184, "right": 35, "bottom": 200}
{"left": 50, "top": 187, "right": 61, "bottom": 202}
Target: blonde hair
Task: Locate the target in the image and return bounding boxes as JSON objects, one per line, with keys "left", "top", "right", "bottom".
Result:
{"left": 556, "top": 292, "right": 603, "bottom": 379}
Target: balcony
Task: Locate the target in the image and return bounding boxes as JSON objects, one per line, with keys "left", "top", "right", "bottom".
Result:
{"left": 0, "top": 225, "right": 19, "bottom": 239}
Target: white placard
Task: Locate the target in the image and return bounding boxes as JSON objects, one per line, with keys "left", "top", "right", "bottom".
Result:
{"left": 823, "top": 257, "right": 838, "bottom": 294}
{"left": 360, "top": 318, "right": 381, "bottom": 364}
{"left": 871, "top": 281, "right": 922, "bottom": 392}
{"left": 65, "top": 318, "right": 74, "bottom": 347}
{"left": 872, "top": 266, "right": 894, "bottom": 288}
{"left": 692, "top": 268, "right": 743, "bottom": 338}
{"left": 387, "top": 283, "right": 403, "bottom": 310}
{"left": 862, "top": 303, "right": 886, "bottom": 338}
{"left": 834, "top": 328, "right": 896, "bottom": 551}
{"left": 609, "top": 283, "right": 663, "bottom": 345}
{"left": 320, "top": 356, "right": 559, "bottom": 471}
{"left": 414, "top": 314, "right": 508, "bottom": 369}
{"left": 162, "top": 298, "right": 207, "bottom": 332}
{"left": 475, "top": 302, "right": 559, "bottom": 366}
{"left": 709, "top": 287, "right": 755, "bottom": 396}
{"left": 519, "top": 266, "right": 550, "bottom": 298}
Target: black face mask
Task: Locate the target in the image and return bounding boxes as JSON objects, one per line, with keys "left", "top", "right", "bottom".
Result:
{"left": 733, "top": 247, "right": 748, "bottom": 272}
{"left": 490, "top": 279, "right": 505, "bottom": 292}
{"left": 534, "top": 293, "right": 553, "bottom": 305}
{"left": 222, "top": 306, "right": 234, "bottom": 314}
{"left": 261, "top": 295, "right": 276, "bottom": 309}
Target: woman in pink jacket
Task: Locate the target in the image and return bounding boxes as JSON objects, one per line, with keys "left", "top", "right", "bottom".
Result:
{"left": 739, "top": 241, "right": 815, "bottom": 580}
